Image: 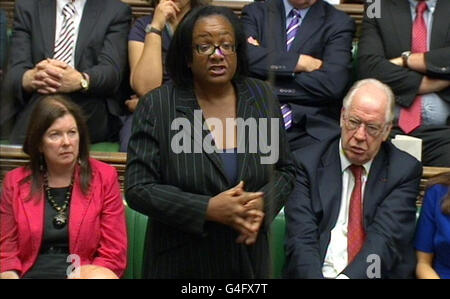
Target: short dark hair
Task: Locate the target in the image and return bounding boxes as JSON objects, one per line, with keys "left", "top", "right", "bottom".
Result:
{"left": 23, "top": 95, "right": 92, "bottom": 195}
{"left": 166, "top": 5, "right": 248, "bottom": 88}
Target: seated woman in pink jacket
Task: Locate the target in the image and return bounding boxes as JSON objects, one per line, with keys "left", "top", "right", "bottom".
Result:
{"left": 0, "top": 95, "right": 127, "bottom": 279}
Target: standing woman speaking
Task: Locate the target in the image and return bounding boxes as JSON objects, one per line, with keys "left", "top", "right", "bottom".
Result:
{"left": 126, "top": 6, "right": 295, "bottom": 278}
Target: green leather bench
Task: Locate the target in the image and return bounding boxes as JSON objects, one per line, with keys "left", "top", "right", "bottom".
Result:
{"left": 90, "top": 142, "right": 120, "bottom": 152}
{"left": 123, "top": 205, "right": 148, "bottom": 279}
{"left": 122, "top": 206, "right": 287, "bottom": 279}
{"left": 0, "top": 140, "right": 119, "bottom": 152}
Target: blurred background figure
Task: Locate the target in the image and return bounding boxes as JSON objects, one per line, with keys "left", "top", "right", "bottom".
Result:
{"left": 241, "top": 0, "right": 355, "bottom": 152}
{"left": 0, "top": 95, "right": 127, "bottom": 279}
{"left": 126, "top": 6, "right": 295, "bottom": 278}
{"left": 0, "top": 0, "right": 131, "bottom": 145}
{"left": 358, "top": 0, "right": 450, "bottom": 166}
{"left": 120, "top": 0, "right": 210, "bottom": 152}
{"left": 0, "top": 8, "right": 7, "bottom": 83}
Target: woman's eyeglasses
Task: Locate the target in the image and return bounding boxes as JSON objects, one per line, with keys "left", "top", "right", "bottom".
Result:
{"left": 193, "top": 43, "right": 236, "bottom": 56}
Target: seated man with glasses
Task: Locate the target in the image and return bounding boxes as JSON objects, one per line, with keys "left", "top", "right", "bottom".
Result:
{"left": 285, "top": 79, "right": 422, "bottom": 279}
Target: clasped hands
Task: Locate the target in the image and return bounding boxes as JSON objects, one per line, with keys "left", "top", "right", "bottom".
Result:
{"left": 22, "top": 58, "right": 83, "bottom": 94}
{"left": 207, "top": 181, "right": 265, "bottom": 245}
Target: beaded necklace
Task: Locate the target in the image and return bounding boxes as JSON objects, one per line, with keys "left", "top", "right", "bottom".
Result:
{"left": 43, "top": 173, "right": 74, "bottom": 229}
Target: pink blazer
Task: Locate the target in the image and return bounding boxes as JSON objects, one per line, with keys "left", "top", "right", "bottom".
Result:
{"left": 0, "top": 158, "right": 127, "bottom": 278}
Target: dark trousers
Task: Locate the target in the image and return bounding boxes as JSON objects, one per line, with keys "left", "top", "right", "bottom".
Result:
{"left": 390, "top": 124, "right": 450, "bottom": 167}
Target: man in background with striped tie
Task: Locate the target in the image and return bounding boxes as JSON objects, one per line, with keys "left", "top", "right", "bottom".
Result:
{"left": 241, "top": 0, "right": 355, "bottom": 151}
{"left": 0, "top": 0, "right": 131, "bottom": 144}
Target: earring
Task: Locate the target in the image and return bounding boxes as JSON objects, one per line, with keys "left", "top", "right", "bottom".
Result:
{"left": 39, "top": 154, "right": 45, "bottom": 172}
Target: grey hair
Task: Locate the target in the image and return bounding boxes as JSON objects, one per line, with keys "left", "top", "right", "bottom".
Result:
{"left": 342, "top": 78, "right": 395, "bottom": 123}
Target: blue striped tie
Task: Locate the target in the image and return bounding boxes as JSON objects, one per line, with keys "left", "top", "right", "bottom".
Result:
{"left": 286, "top": 9, "right": 301, "bottom": 51}
{"left": 281, "top": 103, "right": 292, "bottom": 130}
{"left": 281, "top": 9, "right": 300, "bottom": 130}
{"left": 53, "top": 2, "right": 76, "bottom": 64}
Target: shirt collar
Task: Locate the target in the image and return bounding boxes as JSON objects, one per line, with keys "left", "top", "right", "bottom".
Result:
{"left": 408, "top": 0, "right": 437, "bottom": 14}
{"left": 339, "top": 138, "right": 373, "bottom": 176}
{"left": 283, "top": 0, "right": 311, "bottom": 20}
{"left": 57, "top": 0, "right": 87, "bottom": 17}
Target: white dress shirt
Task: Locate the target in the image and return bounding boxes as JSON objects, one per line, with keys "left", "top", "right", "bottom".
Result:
{"left": 322, "top": 139, "right": 373, "bottom": 279}
{"left": 55, "top": 0, "right": 87, "bottom": 67}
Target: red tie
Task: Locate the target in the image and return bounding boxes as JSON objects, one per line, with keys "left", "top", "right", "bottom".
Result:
{"left": 398, "top": 1, "right": 428, "bottom": 134}
{"left": 348, "top": 165, "right": 365, "bottom": 264}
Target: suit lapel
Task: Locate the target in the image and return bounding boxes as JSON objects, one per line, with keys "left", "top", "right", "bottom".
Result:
{"left": 235, "top": 80, "right": 257, "bottom": 181}
{"left": 68, "top": 166, "right": 93, "bottom": 252}
{"left": 39, "top": 0, "right": 57, "bottom": 58}
{"left": 363, "top": 145, "right": 388, "bottom": 227}
{"left": 430, "top": 0, "right": 450, "bottom": 49}
{"left": 268, "top": 0, "right": 288, "bottom": 51}
{"left": 175, "top": 87, "right": 229, "bottom": 182}
{"left": 289, "top": 0, "right": 325, "bottom": 53}
{"left": 317, "top": 140, "right": 342, "bottom": 231}
{"left": 21, "top": 182, "right": 45, "bottom": 257}
{"left": 390, "top": 0, "right": 412, "bottom": 51}
{"left": 75, "top": 0, "right": 100, "bottom": 67}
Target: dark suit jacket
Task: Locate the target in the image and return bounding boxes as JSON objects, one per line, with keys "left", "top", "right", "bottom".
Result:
{"left": 125, "top": 78, "right": 296, "bottom": 278}
{"left": 357, "top": 0, "right": 450, "bottom": 109}
{"left": 1, "top": 0, "right": 131, "bottom": 143}
{"left": 240, "top": 0, "right": 355, "bottom": 140}
{"left": 285, "top": 135, "right": 422, "bottom": 279}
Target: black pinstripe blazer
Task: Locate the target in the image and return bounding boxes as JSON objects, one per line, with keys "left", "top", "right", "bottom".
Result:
{"left": 125, "top": 77, "right": 296, "bottom": 278}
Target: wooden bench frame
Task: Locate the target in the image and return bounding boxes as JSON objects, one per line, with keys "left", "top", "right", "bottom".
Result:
{"left": 1, "top": 144, "right": 449, "bottom": 205}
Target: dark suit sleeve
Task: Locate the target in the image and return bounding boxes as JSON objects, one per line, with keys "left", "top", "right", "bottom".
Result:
{"left": 342, "top": 159, "right": 422, "bottom": 279}
{"left": 292, "top": 16, "right": 355, "bottom": 102}
{"left": 125, "top": 88, "right": 210, "bottom": 236}
{"left": 252, "top": 80, "right": 296, "bottom": 226}
{"left": 284, "top": 162, "right": 324, "bottom": 279}
{"left": 241, "top": 4, "right": 355, "bottom": 102}
{"left": 426, "top": 48, "right": 450, "bottom": 80}
{"left": 357, "top": 11, "right": 423, "bottom": 108}
{"left": 4, "top": 0, "right": 36, "bottom": 107}
{"left": 82, "top": 4, "right": 131, "bottom": 97}
{"left": 240, "top": 4, "right": 299, "bottom": 78}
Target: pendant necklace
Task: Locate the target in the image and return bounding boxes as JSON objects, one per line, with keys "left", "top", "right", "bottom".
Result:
{"left": 44, "top": 172, "right": 74, "bottom": 229}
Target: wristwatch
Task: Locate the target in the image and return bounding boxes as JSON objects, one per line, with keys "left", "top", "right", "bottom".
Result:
{"left": 401, "top": 51, "right": 412, "bottom": 67}
{"left": 80, "top": 72, "right": 89, "bottom": 92}
{"left": 145, "top": 24, "right": 162, "bottom": 36}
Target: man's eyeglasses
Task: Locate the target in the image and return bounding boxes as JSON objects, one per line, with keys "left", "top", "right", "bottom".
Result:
{"left": 194, "top": 43, "right": 236, "bottom": 56}
{"left": 343, "top": 116, "right": 388, "bottom": 137}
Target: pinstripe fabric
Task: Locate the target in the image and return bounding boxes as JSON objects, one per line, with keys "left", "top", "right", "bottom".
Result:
{"left": 125, "top": 77, "right": 296, "bottom": 278}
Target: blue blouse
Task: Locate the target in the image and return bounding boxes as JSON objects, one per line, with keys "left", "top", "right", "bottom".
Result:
{"left": 414, "top": 184, "right": 450, "bottom": 279}
{"left": 219, "top": 149, "right": 239, "bottom": 187}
